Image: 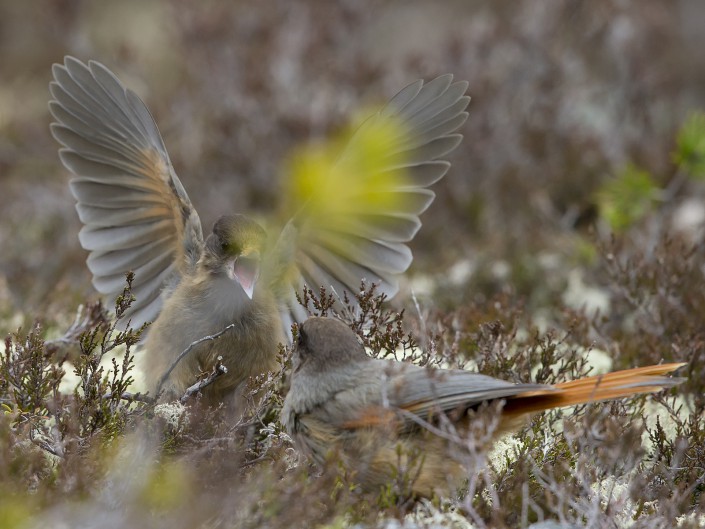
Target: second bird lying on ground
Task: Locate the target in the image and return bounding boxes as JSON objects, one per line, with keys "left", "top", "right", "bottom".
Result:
{"left": 282, "top": 317, "right": 685, "bottom": 497}
{"left": 49, "top": 57, "right": 470, "bottom": 406}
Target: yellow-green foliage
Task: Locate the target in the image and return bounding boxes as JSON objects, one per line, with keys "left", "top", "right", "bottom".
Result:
{"left": 0, "top": 493, "right": 34, "bottom": 529}
{"left": 598, "top": 163, "right": 657, "bottom": 232}
{"left": 673, "top": 112, "right": 705, "bottom": 179}
{"left": 140, "top": 460, "right": 191, "bottom": 512}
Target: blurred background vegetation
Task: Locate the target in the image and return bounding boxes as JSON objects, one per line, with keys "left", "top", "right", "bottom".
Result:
{"left": 1, "top": 0, "right": 704, "bottom": 323}
{"left": 1, "top": 1, "right": 705, "bottom": 527}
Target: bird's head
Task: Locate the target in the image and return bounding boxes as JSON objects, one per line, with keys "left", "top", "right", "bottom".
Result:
{"left": 293, "top": 317, "right": 369, "bottom": 374}
{"left": 203, "top": 215, "right": 267, "bottom": 300}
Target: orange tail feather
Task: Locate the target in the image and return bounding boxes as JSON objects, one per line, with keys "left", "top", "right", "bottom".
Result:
{"left": 502, "top": 362, "right": 686, "bottom": 417}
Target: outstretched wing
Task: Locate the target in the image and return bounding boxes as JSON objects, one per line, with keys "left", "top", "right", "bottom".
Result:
{"left": 272, "top": 75, "right": 470, "bottom": 331}
{"left": 50, "top": 57, "right": 203, "bottom": 329}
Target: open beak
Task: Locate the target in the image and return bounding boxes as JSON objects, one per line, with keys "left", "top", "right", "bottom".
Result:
{"left": 232, "top": 255, "right": 260, "bottom": 300}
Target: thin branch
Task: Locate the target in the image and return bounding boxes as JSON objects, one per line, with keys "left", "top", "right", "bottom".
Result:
{"left": 156, "top": 324, "right": 235, "bottom": 396}
{"left": 240, "top": 453, "right": 273, "bottom": 469}
{"left": 29, "top": 427, "right": 64, "bottom": 459}
{"left": 102, "top": 391, "right": 154, "bottom": 404}
{"left": 410, "top": 289, "right": 428, "bottom": 349}
{"left": 45, "top": 302, "right": 108, "bottom": 354}
{"left": 180, "top": 357, "right": 228, "bottom": 403}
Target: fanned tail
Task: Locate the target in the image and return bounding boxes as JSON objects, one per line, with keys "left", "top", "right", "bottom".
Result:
{"left": 502, "top": 362, "right": 686, "bottom": 417}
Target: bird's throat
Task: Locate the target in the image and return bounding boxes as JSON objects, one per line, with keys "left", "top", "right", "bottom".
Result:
{"left": 231, "top": 257, "right": 259, "bottom": 300}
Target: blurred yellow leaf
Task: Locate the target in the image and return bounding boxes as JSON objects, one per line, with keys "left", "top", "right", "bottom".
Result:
{"left": 140, "top": 460, "right": 190, "bottom": 511}
{"left": 0, "top": 493, "right": 33, "bottom": 529}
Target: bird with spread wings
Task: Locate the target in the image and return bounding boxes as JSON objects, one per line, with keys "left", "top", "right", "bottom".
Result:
{"left": 49, "top": 57, "right": 470, "bottom": 404}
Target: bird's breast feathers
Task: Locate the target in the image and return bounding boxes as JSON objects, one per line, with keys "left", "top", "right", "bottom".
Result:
{"left": 144, "top": 273, "right": 282, "bottom": 396}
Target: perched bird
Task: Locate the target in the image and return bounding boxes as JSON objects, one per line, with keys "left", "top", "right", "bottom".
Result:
{"left": 49, "top": 57, "right": 470, "bottom": 404}
{"left": 282, "top": 317, "right": 685, "bottom": 497}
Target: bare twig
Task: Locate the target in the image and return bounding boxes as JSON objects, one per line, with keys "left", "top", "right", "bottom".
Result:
{"left": 29, "top": 427, "right": 64, "bottom": 459}
{"left": 240, "top": 453, "right": 273, "bottom": 468}
{"left": 45, "top": 301, "right": 108, "bottom": 354}
{"left": 102, "top": 391, "right": 154, "bottom": 404}
{"left": 180, "top": 357, "right": 228, "bottom": 403}
{"left": 156, "top": 324, "right": 235, "bottom": 396}
{"left": 410, "top": 289, "right": 428, "bottom": 349}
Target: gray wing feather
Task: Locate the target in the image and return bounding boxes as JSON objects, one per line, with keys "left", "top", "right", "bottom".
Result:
{"left": 50, "top": 57, "right": 203, "bottom": 330}
{"left": 87, "top": 238, "right": 173, "bottom": 272}
{"left": 271, "top": 75, "right": 469, "bottom": 338}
